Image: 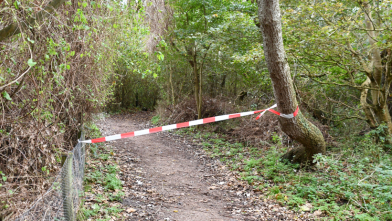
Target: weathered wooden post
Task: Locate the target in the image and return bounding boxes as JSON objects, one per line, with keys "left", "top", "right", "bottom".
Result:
{"left": 80, "top": 131, "right": 85, "bottom": 179}
{"left": 61, "top": 153, "right": 75, "bottom": 221}
{"left": 60, "top": 153, "right": 68, "bottom": 167}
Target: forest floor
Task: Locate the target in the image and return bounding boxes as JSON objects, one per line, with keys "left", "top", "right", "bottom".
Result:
{"left": 81, "top": 112, "right": 314, "bottom": 221}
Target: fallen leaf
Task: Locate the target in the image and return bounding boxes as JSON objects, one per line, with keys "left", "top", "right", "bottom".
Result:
{"left": 305, "top": 203, "right": 313, "bottom": 209}
{"left": 126, "top": 208, "right": 137, "bottom": 213}
{"left": 173, "top": 210, "right": 178, "bottom": 213}
{"left": 300, "top": 205, "right": 310, "bottom": 212}
{"left": 313, "top": 210, "right": 322, "bottom": 216}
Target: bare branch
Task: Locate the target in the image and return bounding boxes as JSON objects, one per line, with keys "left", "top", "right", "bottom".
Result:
{"left": 0, "top": 0, "right": 66, "bottom": 42}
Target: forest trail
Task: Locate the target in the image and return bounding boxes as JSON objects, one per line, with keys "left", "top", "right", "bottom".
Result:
{"left": 95, "top": 113, "right": 306, "bottom": 221}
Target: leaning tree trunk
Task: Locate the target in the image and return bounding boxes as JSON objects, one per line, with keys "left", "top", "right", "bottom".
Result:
{"left": 257, "top": 0, "right": 326, "bottom": 164}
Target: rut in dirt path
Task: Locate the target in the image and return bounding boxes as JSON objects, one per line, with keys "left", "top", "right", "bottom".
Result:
{"left": 97, "top": 114, "right": 308, "bottom": 221}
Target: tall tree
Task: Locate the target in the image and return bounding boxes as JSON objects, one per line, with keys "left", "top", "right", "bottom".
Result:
{"left": 168, "top": 0, "right": 222, "bottom": 119}
{"left": 356, "top": 1, "right": 392, "bottom": 137}
{"left": 257, "top": 0, "right": 326, "bottom": 164}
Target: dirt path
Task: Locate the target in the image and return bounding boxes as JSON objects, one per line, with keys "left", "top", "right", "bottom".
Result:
{"left": 97, "top": 113, "right": 306, "bottom": 221}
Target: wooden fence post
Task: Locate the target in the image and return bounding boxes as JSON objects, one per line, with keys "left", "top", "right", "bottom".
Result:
{"left": 62, "top": 153, "right": 75, "bottom": 221}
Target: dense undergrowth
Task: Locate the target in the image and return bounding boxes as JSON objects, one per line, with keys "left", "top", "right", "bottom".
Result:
{"left": 0, "top": 1, "right": 140, "bottom": 218}
{"left": 168, "top": 121, "right": 392, "bottom": 221}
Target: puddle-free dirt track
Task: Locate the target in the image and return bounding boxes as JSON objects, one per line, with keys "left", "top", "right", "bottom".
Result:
{"left": 96, "top": 113, "right": 309, "bottom": 221}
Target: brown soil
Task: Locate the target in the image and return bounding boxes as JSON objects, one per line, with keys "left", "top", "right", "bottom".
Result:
{"left": 96, "top": 112, "right": 312, "bottom": 221}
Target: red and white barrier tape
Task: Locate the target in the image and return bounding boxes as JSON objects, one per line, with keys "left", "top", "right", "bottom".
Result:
{"left": 79, "top": 104, "right": 299, "bottom": 144}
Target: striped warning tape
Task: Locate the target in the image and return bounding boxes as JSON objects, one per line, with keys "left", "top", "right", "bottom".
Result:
{"left": 79, "top": 104, "right": 299, "bottom": 144}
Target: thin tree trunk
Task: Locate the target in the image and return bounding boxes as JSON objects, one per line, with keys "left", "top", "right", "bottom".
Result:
{"left": 198, "top": 65, "right": 203, "bottom": 118}
{"left": 257, "top": 0, "right": 326, "bottom": 164}
{"left": 192, "top": 51, "right": 201, "bottom": 119}
{"left": 169, "top": 63, "right": 175, "bottom": 105}
{"left": 186, "top": 43, "right": 203, "bottom": 119}
{"left": 234, "top": 72, "right": 237, "bottom": 98}
{"left": 121, "top": 81, "right": 125, "bottom": 108}
{"left": 220, "top": 73, "right": 226, "bottom": 96}
{"left": 361, "top": 78, "right": 377, "bottom": 128}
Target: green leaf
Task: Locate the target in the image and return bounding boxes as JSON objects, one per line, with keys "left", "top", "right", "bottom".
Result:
{"left": 28, "top": 59, "right": 37, "bottom": 67}
{"left": 2, "top": 91, "right": 11, "bottom": 101}
{"left": 14, "top": 1, "right": 19, "bottom": 9}
{"left": 27, "top": 37, "right": 35, "bottom": 44}
{"left": 82, "top": 2, "right": 88, "bottom": 7}
{"left": 66, "top": 65, "right": 71, "bottom": 70}
{"left": 2, "top": 176, "right": 6, "bottom": 182}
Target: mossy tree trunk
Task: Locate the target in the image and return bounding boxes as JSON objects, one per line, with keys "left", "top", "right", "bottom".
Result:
{"left": 361, "top": 1, "right": 392, "bottom": 137}
{"left": 257, "top": 0, "right": 326, "bottom": 164}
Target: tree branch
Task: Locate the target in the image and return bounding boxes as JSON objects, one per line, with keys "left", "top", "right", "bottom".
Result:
{"left": 0, "top": 0, "right": 66, "bottom": 42}
{"left": 309, "top": 76, "right": 381, "bottom": 91}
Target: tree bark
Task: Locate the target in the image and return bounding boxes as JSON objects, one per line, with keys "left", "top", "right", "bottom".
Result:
{"left": 187, "top": 44, "right": 203, "bottom": 119}
{"left": 169, "top": 63, "right": 175, "bottom": 106}
{"left": 361, "top": 78, "right": 377, "bottom": 128}
{"left": 257, "top": 0, "right": 326, "bottom": 164}
{"left": 198, "top": 63, "right": 203, "bottom": 119}
{"left": 192, "top": 52, "right": 199, "bottom": 119}
{"left": 0, "top": 0, "right": 66, "bottom": 42}
{"left": 361, "top": 1, "right": 392, "bottom": 135}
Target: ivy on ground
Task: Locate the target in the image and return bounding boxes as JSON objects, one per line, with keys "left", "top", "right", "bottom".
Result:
{"left": 175, "top": 125, "right": 392, "bottom": 221}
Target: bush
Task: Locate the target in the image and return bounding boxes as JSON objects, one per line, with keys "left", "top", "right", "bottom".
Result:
{"left": 159, "top": 96, "right": 235, "bottom": 123}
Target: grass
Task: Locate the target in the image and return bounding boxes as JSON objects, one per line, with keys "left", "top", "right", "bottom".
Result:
{"left": 78, "top": 122, "right": 124, "bottom": 221}
{"left": 151, "top": 115, "right": 160, "bottom": 125}
{"left": 182, "top": 126, "right": 392, "bottom": 221}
